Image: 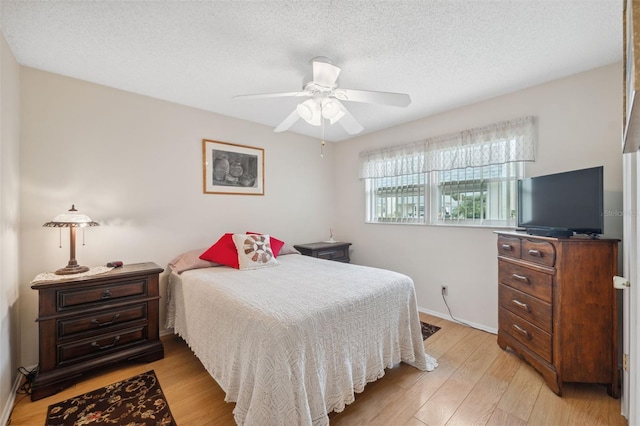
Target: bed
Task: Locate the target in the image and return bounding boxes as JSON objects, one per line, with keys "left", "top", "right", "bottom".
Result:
{"left": 166, "top": 248, "right": 437, "bottom": 425}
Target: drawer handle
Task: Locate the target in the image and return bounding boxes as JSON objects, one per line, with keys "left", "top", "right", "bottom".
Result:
{"left": 91, "top": 313, "right": 121, "bottom": 327}
{"left": 512, "top": 324, "right": 531, "bottom": 340}
{"left": 501, "top": 244, "right": 513, "bottom": 251}
{"left": 91, "top": 335, "right": 120, "bottom": 350}
{"left": 100, "top": 289, "right": 112, "bottom": 299}
{"left": 512, "top": 273, "right": 530, "bottom": 284}
{"left": 511, "top": 299, "right": 531, "bottom": 312}
{"left": 528, "top": 249, "right": 542, "bottom": 257}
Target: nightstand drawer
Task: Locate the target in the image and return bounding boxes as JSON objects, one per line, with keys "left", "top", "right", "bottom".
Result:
{"left": 316, "top": 247, "right": 347, "bottom": 261}
{"left": 498, "top": 260, "right": 552, "bottom": 303}
{"left": 294, "top": 242, "right": 352, "bottom": 263}
{"left": 57, "top": 279, "right": 147, "bottom": 311}
{"left": 57, "top": 326, "right": 147, "bottom": 367}
{"left": 499, "top": 308, "right": 551, "bottom": 363}
{"left": 58, "top": 304, "right": 147, "bottom": 338}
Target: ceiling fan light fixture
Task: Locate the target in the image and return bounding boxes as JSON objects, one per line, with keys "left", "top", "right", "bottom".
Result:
{"left": 321, "top": 98, "right": 341, "bottom": 120}
{"left": 296, "top": 100, "right": 314, "bottom": 121}
{"left": 296, "top": 99, "right": 320, "bottom": 126}
{"left": 236, "top": 57, "right": 411, "bottom": 135}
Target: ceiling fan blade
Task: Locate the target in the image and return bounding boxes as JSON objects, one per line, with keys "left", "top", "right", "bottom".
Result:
{"left": 335, "top": 107, "right": 364, "bottom": 135}
{"left": 274, "top": 109, "right": 301, "bottom": 132}
{"left": 312, "top": 58, "right": 341, "bottom": 87}
{"left": 233, "top": 91, "right": 309, "bottom": 100}
{"left": 335, "top": 88, "right": 411, "bottom": 107}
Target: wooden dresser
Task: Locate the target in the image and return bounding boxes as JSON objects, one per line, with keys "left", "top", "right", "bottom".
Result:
{"left": 293, "top": 242, "right": 351, "bottom": 263}
{"left": 495, "top": 231, "right": 619, "bottom": 397}
{"left": 30, "top": 262, "right": 165, "bottom": 401}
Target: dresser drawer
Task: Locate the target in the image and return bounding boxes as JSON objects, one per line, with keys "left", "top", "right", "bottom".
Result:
{"left": 499, "top": 284, "right": 552, "bottom": 333}
{"left": 499, "top": 308, "right": 552, "bottom": 363}
{"left": 57, "top": 326, "right": 147, "bottom": 367}
{"left": 498, "top": 260, "right": 552, "bottom": 303}
{"left": 522, "top": 239, "right": 556, "bottom": 267}
{"left": 57, "top": 304, "right": 147, "bottom": 338}
{"left": 57, "top": 279, "right": 147, "bottom": 311}
{"left": 497, "top": 235, "right": 522, "bottom": 259}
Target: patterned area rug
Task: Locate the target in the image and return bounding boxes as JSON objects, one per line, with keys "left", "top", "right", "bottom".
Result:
{"left": 45, "top": 370, "right": 175, "bottom": 426}
{"left": 420, "top": 321, "right": 441, "bottom": 340}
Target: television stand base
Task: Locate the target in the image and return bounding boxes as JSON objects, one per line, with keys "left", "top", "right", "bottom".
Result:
{"left": 526, "top": 228, "right": 574, "bottom": 238}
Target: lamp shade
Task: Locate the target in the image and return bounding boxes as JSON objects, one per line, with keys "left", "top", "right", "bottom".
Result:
{"left": 43, "top": 204, "right": 99, "bottom": 275}
{"left": 43, "top": 204, "right": 99, "bottom": 228}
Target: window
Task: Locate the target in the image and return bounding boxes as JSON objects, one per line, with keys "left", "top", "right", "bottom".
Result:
{"left": 365, "top": 163, "right": 522, "bottom": 226}
{"left": 359, "top": 117, "right": 535, "bottom": 227}
{"left": 366, "top": 174, "right": 426, "bottom": 223}
{"left": 432, "top": 163, "right": 521, "bottom": 226}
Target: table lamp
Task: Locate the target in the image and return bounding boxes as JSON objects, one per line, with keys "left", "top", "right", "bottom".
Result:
{"left": 43, "top": 204, "right": 99, "bottom": 275}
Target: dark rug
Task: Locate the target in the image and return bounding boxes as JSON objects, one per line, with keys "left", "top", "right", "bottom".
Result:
{"left": 421, "top": 321, "right": 441, "bottom": 340}
{"left": 45, "top": 370, "right": 175, "bottom": 426}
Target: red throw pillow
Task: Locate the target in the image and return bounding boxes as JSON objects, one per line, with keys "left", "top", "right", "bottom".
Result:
{"left": 199, "top": 233, "right": 239, "bottom": 269}
{"left": 246, "top": 232, "right": 285, "bottom": 257}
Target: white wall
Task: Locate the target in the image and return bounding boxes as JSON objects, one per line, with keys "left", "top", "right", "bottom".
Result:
{"left": 18, "top": 67, "right": 336, "bottom": 367}
{"left": 333, "top": 63, "right": 623, "bottom": 330}
{"left": 0, "top": 31, "right": 21, "bottom": 424}
{"left": 13, "top": 61, "right": 625, "bottom": 382}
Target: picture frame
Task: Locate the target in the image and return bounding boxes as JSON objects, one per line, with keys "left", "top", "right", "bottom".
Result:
{"left": 202, "top": 139, "right": 264, "bottom": 195}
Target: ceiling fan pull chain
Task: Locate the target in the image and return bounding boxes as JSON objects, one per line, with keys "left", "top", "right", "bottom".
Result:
{"left": 320, "top": 105, "right": 325, "bottom": 158}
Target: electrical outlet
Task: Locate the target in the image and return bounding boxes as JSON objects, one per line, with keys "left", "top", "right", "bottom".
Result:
{"left": 441, "top": 285, "right": 448, "bottom": 296}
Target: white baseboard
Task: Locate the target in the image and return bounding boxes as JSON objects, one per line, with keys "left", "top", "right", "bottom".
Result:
{"left": 418, "top": 306, "right": 498, "bottom": 335}
{"left": 160, "top": 328, "right": 173, "bottom": 337}
{"left": 1, "top": 364, "right": 36, "bottom": 426}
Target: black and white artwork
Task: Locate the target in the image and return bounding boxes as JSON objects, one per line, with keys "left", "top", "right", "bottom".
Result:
{"left": 203, "top": 140, "right": 264, "bottom": 195}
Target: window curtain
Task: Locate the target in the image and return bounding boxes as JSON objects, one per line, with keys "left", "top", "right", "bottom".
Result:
{"left": 358, "top": 116, "right": 536, "bottom": 179}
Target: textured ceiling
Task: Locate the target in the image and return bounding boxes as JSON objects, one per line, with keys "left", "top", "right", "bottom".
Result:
{"left": 0, "top": 0, "right": 623, "bottom": 142}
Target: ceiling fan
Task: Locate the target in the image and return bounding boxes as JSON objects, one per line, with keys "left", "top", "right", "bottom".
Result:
{"left": 233, "top": 57, "right": 412, "bottom": 135}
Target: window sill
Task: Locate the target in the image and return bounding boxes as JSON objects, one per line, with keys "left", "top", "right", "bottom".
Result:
{"left": 365, "top": 221, "right": 518, "bottom": 230}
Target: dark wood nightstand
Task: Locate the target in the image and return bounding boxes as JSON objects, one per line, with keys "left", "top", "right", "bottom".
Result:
{"left": 294, "top": 242, "right": 352, "bottom": 263}
{"left": 30, "top": 262, "right": 165, "bottom": 401}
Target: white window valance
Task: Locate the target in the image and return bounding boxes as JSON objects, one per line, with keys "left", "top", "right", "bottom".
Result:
{"left": 359, "top": 116, "right": 536, "bottom": 179}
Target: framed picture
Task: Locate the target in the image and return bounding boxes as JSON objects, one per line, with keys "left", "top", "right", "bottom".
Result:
{"left": 202, "top": 139, "right": 264, "bottom": 195}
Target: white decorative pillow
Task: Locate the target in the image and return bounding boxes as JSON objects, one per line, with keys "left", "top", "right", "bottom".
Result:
{"left": 232, "top": 233, "right": 279, "bottom": 271}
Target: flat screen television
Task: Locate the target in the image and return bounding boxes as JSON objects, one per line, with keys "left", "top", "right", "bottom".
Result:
{"left": 517, "top": 166, "right": 604, "bottom": 237}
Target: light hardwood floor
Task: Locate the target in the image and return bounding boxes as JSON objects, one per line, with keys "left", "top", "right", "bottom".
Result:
{"left": 8, "top": 313, "right": 627, "bottom": 425}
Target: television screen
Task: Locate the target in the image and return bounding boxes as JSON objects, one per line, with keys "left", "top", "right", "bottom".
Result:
{"left": 518, "top": 166, "right": 604, "bottom": 235}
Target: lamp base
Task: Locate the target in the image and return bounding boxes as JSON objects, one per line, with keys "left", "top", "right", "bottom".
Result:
{"left": 55, "top": 265, "right": 90, "bottom": 275}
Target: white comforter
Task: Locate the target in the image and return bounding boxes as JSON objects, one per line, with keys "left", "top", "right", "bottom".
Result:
{"left": 166, "top": 254, "right": 437, "bottom": 425}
